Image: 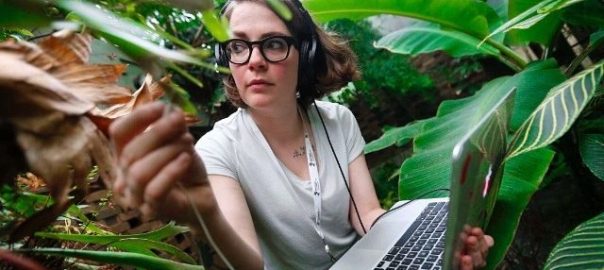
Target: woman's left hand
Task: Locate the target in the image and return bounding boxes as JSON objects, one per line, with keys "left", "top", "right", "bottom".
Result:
{"left": 460, "top": 226, "right": 494, "bottom": 270}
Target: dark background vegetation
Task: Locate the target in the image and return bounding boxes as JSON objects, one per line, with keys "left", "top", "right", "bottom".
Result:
{"left": 1, "top": 0, "right": 603, "bottom": 269}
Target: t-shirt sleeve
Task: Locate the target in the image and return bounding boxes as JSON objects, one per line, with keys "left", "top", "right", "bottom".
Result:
{"left": 194, "top": 130, "right": 238, "bottom": 180}
{"left": 337, "top": 104, "right": 366, "bottom": 163}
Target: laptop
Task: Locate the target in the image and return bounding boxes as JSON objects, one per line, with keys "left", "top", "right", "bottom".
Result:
{"left": 330, "top": 88, "right": 515, "bottom": 270}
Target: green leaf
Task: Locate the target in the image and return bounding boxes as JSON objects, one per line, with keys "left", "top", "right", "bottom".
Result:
{"left": 112, "top": 238, "right": 197, "bottom": 264}
{"left": 591, "top": 30, "right": 604, "bottom": 46}
{"left": 201, "top": 10, "right": 229, "bottom": 42}
{"left": 303, "top": 0, "right": 498, "bottom": 38}
{"left": 267, "top": 0, "right": 292, "bottom": 20}
{"left": 507, "top": 60, "right": 566, "bottom": 131}
{"left": 579, "top": 134, "right": 604, "bottom": 180}
{"left": 35, "top": 234, "right": 195, "bottom": 264}
{"left": 0, "top": 1, "right": 50, "bottom": 28}
{"left": 35, "top": 221, "right": 194, "bottom": 263}
{"left": 364, "top": 120, "right": 426, "bottom": 154}
{"left": 485, "top": 148, "right": 555, "bottom": 269}
{"left": 543, "top": 211, "right": 604, "bottom": 270}
{"left": 508, "top": 13, "right": 549, "bottom": 30}
{"left": 539, "top": 0, "right": 590, "bottom": 13}
{"left": 505, "top": 0, "right": 591, "bottom": 45}
{"left": 374, "top": 24, "right": 499, "bottom": 58}
{"left": 561, "top": 0, "right": 604, "bottom": 28}
{"left": 483, "top": 0, "right": 559, "bottom": 45}
{"left": 167, "top": 82, "right": 199, "bottom": 116}
{"left": 35, "top": 222, "right": 189, "bottom": 244}
{"left": 57, "top": 1, "right": 215, "bottom": 70}
{"left": 399, "top": 78, "right": 516, "bottom": 199}
{"left": 304, "top": 0, "right": 529, "bottom": 69}
{"left": 507, "top": 62, "right": 604, "bottom": 159}
{"left": 3, "top": 28, "right": 34, "bottom": 37}
{"left": 28, "top": 248, "right": 203, "bottom": 270}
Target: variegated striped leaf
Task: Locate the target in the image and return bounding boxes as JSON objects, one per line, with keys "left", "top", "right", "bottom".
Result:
{"left": 507, "top": 62, "right": 604, "bottom": 159}
{"left": 543, "top": 212, "right": 604, "bottom": 270}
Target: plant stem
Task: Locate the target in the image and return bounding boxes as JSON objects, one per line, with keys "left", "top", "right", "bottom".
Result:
{"left": 483, "top": 38, "right": 528, "bottom": 71}
{"left": 166, "top": 62, "right": 204, "bottom": 88}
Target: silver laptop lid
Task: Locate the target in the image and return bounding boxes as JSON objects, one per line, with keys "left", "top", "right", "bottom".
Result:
{"left": 443, "top": 88, "right": 516, "bottom": 270}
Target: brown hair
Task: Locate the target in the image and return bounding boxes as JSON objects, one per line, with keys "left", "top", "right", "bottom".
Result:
{"left": 220, "top": 0, "right": 360, "bottom": 108}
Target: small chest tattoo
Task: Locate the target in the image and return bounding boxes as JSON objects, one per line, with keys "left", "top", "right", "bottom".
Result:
{"left": 293, "top": 145, "right": 306, "bottom": 158}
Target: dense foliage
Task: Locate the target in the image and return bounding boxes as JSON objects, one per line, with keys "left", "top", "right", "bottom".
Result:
{"left": 1, "top": 0, "right": 603, "bottom": 269}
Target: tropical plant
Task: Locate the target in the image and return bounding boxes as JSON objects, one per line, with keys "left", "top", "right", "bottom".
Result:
{"left": 305, "top": 0, "right": 604, "bottom": 268}
{"left": 0, "top": 0, "right": 230, "bottom": 268}
{"left": 324, "top": 19, "right": 433, "bottom": 108}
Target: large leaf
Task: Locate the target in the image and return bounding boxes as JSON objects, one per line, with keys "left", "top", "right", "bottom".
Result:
{"left": 28, "top": 248, "right": 203, "bottom": 270}
{"left": 374, "top": 24, "right": 499, "bottom": 58}
{"left": 399, "top": 77, "right": 516, "bottom": 199}
{"left": 543, "top": 211, "right": 604, "bottom": 269}
{"left": 508, "top": 60, "right": 566, "bottom": 131}
{"left": 483, "top": 0, "right": 560, "bottom": 45}
{"left": 0, "top": 0, "right": 50, "bottom": 28}
{"left": 485, "top": 148, "right": 555, "bottom": 269}
{"left": 35, "top": 222, "right": 195, "bottom": 265}
{"left": 304, "top": 0, "right": 530, "bottom": 69}
{"left": 36, "top": 221, "right": 189, "bottom": 243}
{"left": 57, "top": 1, "right": 217, "bottom": 71}
{"left": 395, "top": 61, "right": 563, "bottom": 199}
{"left": 561, "top": 0, "right": 604, "bottom": 28}
{"left": 591, "top": 30, "right": 604, "bottom": 46}
{"left": 35, "top": 235, "right": 195, "bottom": 265}
{"left": 303, "top": 0, "right": 498, "bottom": 38}
{"left": 579, "top": 134, "right": 604, "bottom": 180}
{"left": 506, "top": 0, "right": 567, "bottom": 46}
{"left": 364, "top": 120, "right": 426, "bottom": 154}
{"left": 507, "top": 62, "right": 604, "bottom": 159}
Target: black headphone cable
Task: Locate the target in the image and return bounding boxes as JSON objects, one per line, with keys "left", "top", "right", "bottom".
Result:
{"left": 312, "top": 100, "right": 368, "bottom": 235}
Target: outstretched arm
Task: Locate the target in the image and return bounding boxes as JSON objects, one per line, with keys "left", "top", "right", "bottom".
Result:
{"left": 109, "top": 102, "right": 263, "bottom": 269}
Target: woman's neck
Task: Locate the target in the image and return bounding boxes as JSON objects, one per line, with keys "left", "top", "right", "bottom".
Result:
{"left": 249, "top": 103, "right": 305, "bottom": 143}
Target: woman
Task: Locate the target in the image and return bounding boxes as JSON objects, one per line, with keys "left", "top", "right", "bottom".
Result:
{"left": 109, "top": 0, "right": 493, "bottom": 269}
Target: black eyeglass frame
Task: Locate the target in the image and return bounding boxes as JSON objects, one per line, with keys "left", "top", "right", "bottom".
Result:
{"left": 220, "top": 35, "right": 298, "bottom": 65}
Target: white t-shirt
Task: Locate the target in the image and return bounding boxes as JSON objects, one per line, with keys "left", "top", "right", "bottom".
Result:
{"left": 195, "top": 101, "right": 366, "bottom": 269}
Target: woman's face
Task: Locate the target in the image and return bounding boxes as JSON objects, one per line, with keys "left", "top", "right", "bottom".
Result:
{"left": 228, "top": 2, "right": 300, "bottom": 110}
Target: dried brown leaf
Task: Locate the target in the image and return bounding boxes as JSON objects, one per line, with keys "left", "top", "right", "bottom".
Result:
{"left": 16, "top": 117, "right": 91, "bottom": 199}
{"left": 16, "top": 172, "right": 46, "bottom": 191}
{"left": 134, "top": 73, "right": 167, "bottom": 107}
{"left": 1, "top": 31, "right": 132, "bottom": 106}
{"left": 0, "top": 52, "right": 94, "bottom": 118}
{"left": 55, "top": 64, "right": 127, "bottom": 84}
{"left": 38, "top": 29, "right": 92, "bottom": 66}
{"left": 15, "top": 116, "right": 115, "bottom": 199}
{"left": 89, "top": 74, "right": 167, "bottom": 119}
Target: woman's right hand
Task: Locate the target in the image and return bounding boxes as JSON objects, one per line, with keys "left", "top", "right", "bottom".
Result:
{"left": 109, "top": 102, "right": 216, "bottom": 223}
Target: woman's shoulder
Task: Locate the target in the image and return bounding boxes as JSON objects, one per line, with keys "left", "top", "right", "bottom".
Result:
{"left": 197, "top": 109, "right": 246, "bottom": 146}
{"left": 312, "top": 100, "right": 355, "bottom": 121}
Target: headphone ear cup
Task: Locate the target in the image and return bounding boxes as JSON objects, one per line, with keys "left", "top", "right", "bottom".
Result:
{"left": 298, "top": 38, "right": 317, "bottom": 90}
{"left": 215, "top": 43, "right": 228, "bottom": 67}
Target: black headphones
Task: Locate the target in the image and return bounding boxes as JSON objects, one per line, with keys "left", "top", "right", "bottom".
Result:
{"left": 214, "top": 0, "right": 325, "bottom": 99}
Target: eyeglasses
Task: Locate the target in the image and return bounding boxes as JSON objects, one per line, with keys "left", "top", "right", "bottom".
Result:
{"left": 222, "top": 35, "right": 297, "bottom": 64}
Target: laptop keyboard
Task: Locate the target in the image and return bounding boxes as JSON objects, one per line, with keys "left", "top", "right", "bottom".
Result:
{"left": 374, "top": 202, "right": 448, "bottom": 270}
